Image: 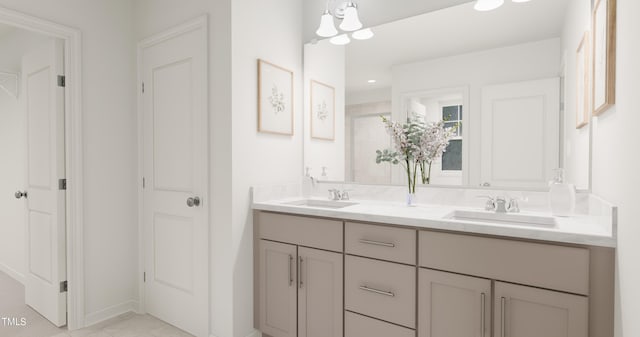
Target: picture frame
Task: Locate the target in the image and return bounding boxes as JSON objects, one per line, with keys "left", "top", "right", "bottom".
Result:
{"left": 591, "top": 0, "right": 616, "bottom": 116}
{"left": 576, "top": 32, "right": 590, "bottom": 129}
{"left": 310, "top": 80, "right": 336, "bottom": 140}
{"left": 257, "top": 59, "right": 294, "bottom": 135}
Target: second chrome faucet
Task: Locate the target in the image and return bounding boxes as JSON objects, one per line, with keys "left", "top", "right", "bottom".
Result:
{"left": 479, "top": 196, "right": 520, "bottom": 213}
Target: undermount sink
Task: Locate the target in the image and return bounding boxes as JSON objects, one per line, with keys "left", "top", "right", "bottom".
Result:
{"left": 445, "top": 210, "right": 556, "bottom": 227}
{"left": 285, "top": 199, "right": 358, "bottom": 209}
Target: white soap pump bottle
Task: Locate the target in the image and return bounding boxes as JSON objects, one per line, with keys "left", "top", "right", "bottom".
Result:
{"left": 548, "top": 169, "right": 576, "bottom": 217}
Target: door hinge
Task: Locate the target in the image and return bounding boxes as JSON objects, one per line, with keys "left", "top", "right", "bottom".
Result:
{"left": 142, "top": 82, "right": 145, "bottom": 94}
{"left": 57, "top": 75, "right": 66, "bottom": 87}
{"left": 143, "top": 272, "right": 146, "bottom": 283}
{"left": 60, "top": 280, "right": 68, "bottom": 293}
{"left": 142, "top": 177, "right": 145, "bottom": 188}
{"left": 58, "top": 179, "right": 67, "bottom": 190}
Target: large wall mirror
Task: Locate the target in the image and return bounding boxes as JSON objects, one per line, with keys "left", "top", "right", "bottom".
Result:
{"left": 303, "top": 0, "right": 592, "bottom": 191}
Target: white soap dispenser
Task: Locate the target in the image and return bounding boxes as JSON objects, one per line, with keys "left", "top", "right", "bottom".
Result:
{"left": 548, "top": 169, "right": 576, "bottom": 217}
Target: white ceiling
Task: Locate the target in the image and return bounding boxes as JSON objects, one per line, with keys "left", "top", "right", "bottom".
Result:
{"left": 344, "top": 0, "right": 570, "bottom": 94}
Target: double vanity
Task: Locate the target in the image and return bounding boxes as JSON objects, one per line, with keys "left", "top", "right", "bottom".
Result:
{"left": 252, "top": 187, "right": 616, "bottom": 337}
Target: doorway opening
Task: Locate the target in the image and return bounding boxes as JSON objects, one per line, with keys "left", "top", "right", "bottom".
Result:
{"left": 0, "top": 5, "right": 84, "bottom": 332}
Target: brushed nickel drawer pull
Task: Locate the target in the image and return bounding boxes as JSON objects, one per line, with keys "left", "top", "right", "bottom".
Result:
{"left": 501, "top": 297, "right": 506, "bottom": 337}
{"left": 480, "top": 293, "right": 486, "bottom": 337}
{"left": 358, "top": 239, "right": 395, "bottom": 248}
{"left": 298, "top": 256, "right": 304, "bottom": 289}
{"left": 288, "top": 255, "right": 293, "bottom": 287}
{"left": 359, "top": 285, "right": 395, "bottom": 297}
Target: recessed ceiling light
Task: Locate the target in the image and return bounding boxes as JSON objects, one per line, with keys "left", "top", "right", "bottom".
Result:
{"left": 368, "top": 80, "right": 376, "bottom": 84}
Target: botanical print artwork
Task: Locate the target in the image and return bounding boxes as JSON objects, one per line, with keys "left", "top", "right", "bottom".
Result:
{"left": 310, "top": 80, "right": 335, "bottom": 140}
{"left": 258, "top": 59, "right": 294, "bottom": 135}
{"left": 316, "top": 100, "right": 328, "bottom": 121}
{"left": 269, "top": 85, "right": 285, "bottom": 114}
{"left": 576, "top": 32, "right": 590, "bottom": 129}
{"left": 591, "top": 0, "right": 616, "bottom": 115}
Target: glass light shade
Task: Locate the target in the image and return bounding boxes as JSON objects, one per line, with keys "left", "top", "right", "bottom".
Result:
{"left": 339, "top": 3, "right": 363, "bottom": 32}
{"left": 329, "top": 34, "right": 351, "bottom": 45}
{"left": 474, "top": 0, "right": 505, "bottom": 11}
{"left": 316, "top": 11, "right": 338, "bottom": 37}
{"left": 352, "top": 28, "right": 374, "bottom": 40}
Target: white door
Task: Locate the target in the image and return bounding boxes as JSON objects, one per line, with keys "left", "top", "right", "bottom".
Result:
{"left": 480, "top": 78, "right": 560, "bottom": 188}
{"left": 142, "top": 19, "right": 208, "bottom": 337}
{"left": 21, "top": 39, "right": 67, "bottom": 327}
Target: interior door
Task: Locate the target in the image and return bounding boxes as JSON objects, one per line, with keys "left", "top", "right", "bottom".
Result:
{"left": 494, "top": 281, "right": 588, "bottom": 337}
{"left": 142, "top": 21, "right": 208, "bottom": 337}
{"left": 418, "top": 268, "right": 491, "bottom": 337}
{"left": 480, "top": 78, "right": 560, "bottom": 188}
{"left": 259, "top": 240, "right": 298, "bottom": 337}
{"left": 298, "top": 247, "right": 343, "bottom": 337}
{"left": 21, "top": 39, "right": 67, "bottom": 327}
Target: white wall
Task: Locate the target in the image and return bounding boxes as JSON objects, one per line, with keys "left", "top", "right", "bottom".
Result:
{"left": 0, "top": 28, "right": 51, "bottom": 284}
{"left": 561, "top": 0, "right": 592, "bottom": 190}
{"left": 231, "top": 0, "right": 303, "bottom": 336}
{"left": 0, "top": 0, "right": 138, "bottom": 326}
{"left": 590, "top": 0, "right": 640, "bottom": 336}
{"left": 304, "top": 40, "right": 345, "bottom": 181}
{"left": 392, "top": 38, "right": 562, "bottom": 186}
{"left": 346, "top": 87, "right": 391, "bottom": 105}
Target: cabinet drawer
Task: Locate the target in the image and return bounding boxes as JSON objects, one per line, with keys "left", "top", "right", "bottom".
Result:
{"left": 345, "top": 222, "right": 416, "bottom": 264}
{"left": 345, "top": 255, "right": 416, "bottom": 328}
{"left": 258, "top": 212, "right": 343, "bottom": 252}
{"left": 345, "top": 311, "right": 415, "bottom": 337}
{"left": 419, "top": 231, "right": 590, "bottom": 295}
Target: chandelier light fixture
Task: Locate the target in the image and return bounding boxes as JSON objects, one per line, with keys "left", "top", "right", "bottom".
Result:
{"left": 315, "top": 1, "right": 373, "bottom": 45}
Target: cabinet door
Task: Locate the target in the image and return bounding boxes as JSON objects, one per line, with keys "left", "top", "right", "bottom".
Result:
{"left": 494, "top": 282, "right": 588, "bottom": 337}
{"left": 419, "top": 269, "right": 491, "bottom": 337}
{"left": 259, "top": 240, "right": 297, "bottom": 337}
{"left": 298, "top": 247, "right": 343, "bottom": 337}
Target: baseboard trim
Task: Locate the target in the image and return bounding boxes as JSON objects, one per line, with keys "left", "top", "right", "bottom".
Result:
{"left": 209, "top": 330, "right": 261, "bottom": 337}
{"left": 244, "top": 329, "right": 262, "bottom": 337}
{"left": 83, "top": 300, "right": 138, "bottom": 327}
{"left": 0, "top": 262, "right": 25, "bottom": 285}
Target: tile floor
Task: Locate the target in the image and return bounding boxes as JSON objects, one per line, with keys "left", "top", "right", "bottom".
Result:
{"left": 0, "top": 271, "right": 194, "bottom": 337}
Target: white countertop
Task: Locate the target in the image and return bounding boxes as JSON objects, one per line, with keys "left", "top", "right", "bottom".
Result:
{"left": 252, "top": 197, "right": 617, "bottom": 248}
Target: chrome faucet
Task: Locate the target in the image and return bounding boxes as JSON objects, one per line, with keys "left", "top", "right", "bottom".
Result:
{"left": 478, "top": 196, "right": 520, "bottom": 213}
{"left": 328, "top": 189, "right": 350, "bottom": 201}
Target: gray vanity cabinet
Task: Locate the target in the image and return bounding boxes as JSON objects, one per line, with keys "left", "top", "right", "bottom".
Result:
{"left": 259, "top": 240, "right": 343, "bottom": 337}
{"left": 494, "top": 282, "right": 588, "bottom": 337}
{"left": 259, "top": 240, "right": 298, "bottom": 337}
{"left": 418, "top": 269, "right": 491, "bottom": 337}
{"left": 297, "top": 247, "right": 343, "bottom": 337}
{"left": 256, "top": 212, "right": 344, "bottom": 337}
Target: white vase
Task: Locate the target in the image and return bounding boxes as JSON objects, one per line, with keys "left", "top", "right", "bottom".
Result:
{"left": 406, "top": 193, "right": 416, "bottom": 206}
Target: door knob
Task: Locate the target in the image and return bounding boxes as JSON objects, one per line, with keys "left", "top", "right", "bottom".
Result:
{"left": 186, "top": 196, "right": 201, "bottom": 207}
{"left": 15, "top": 190, "right": 27, "bottom": 199}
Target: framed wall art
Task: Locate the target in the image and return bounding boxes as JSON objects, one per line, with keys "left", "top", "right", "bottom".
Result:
{"left": 591, "top": 0, "right": 616, "bottom": 116}
{"left": 258, "top": 59, "right": 294, "bottom": 135}
{"left": 576, "top": 31, "right": 590, "bottom": 129}
{"left": 310, "top": 80, "right": 335, "bottom": 140}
